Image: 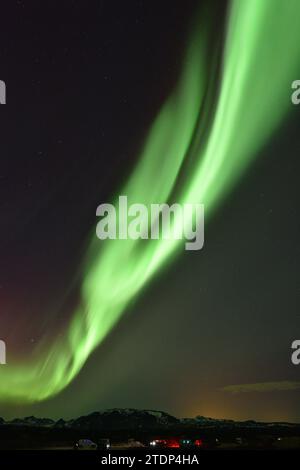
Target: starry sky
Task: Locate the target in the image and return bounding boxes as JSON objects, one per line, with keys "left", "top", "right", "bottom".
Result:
{"left": 0, "top": 0, "right": 300, "bottom": 421}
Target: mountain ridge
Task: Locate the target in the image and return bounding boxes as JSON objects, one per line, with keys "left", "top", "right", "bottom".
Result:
{"left": 1, "top": 408, "right": 299, "bottom": 430}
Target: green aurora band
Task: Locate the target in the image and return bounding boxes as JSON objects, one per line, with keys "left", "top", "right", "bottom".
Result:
{"left": 1, "top": 0, "right": 300, "bottom": 402}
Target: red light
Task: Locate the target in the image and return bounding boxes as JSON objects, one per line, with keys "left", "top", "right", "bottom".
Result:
{"left": 194, "top": 439, "right": 203, "bottom": 447}
{"left": 166, "top": 439, "right": 180, "bottom": 448}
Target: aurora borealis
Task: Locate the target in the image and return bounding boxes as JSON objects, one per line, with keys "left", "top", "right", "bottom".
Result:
{"left": 1, "top": 0, "right": 300, "bottom": 421}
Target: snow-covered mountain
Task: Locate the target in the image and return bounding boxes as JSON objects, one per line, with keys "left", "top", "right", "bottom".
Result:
{"left": 9, "top": 416, "right": 55, "bottom": 427}
{"left": 65, "top": 408, "right": 178, "bottom": 430}
{"left": 1, "top": 409, "right": 299, "bottom": 431}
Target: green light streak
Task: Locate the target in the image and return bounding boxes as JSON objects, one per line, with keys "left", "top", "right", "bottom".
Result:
{"left": 1, "top": 0, "right": 300, "bottom": 402}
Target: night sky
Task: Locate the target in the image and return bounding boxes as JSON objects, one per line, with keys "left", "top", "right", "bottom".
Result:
{"left": 0, "top": 0, "right": 300, "bottom": 422}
